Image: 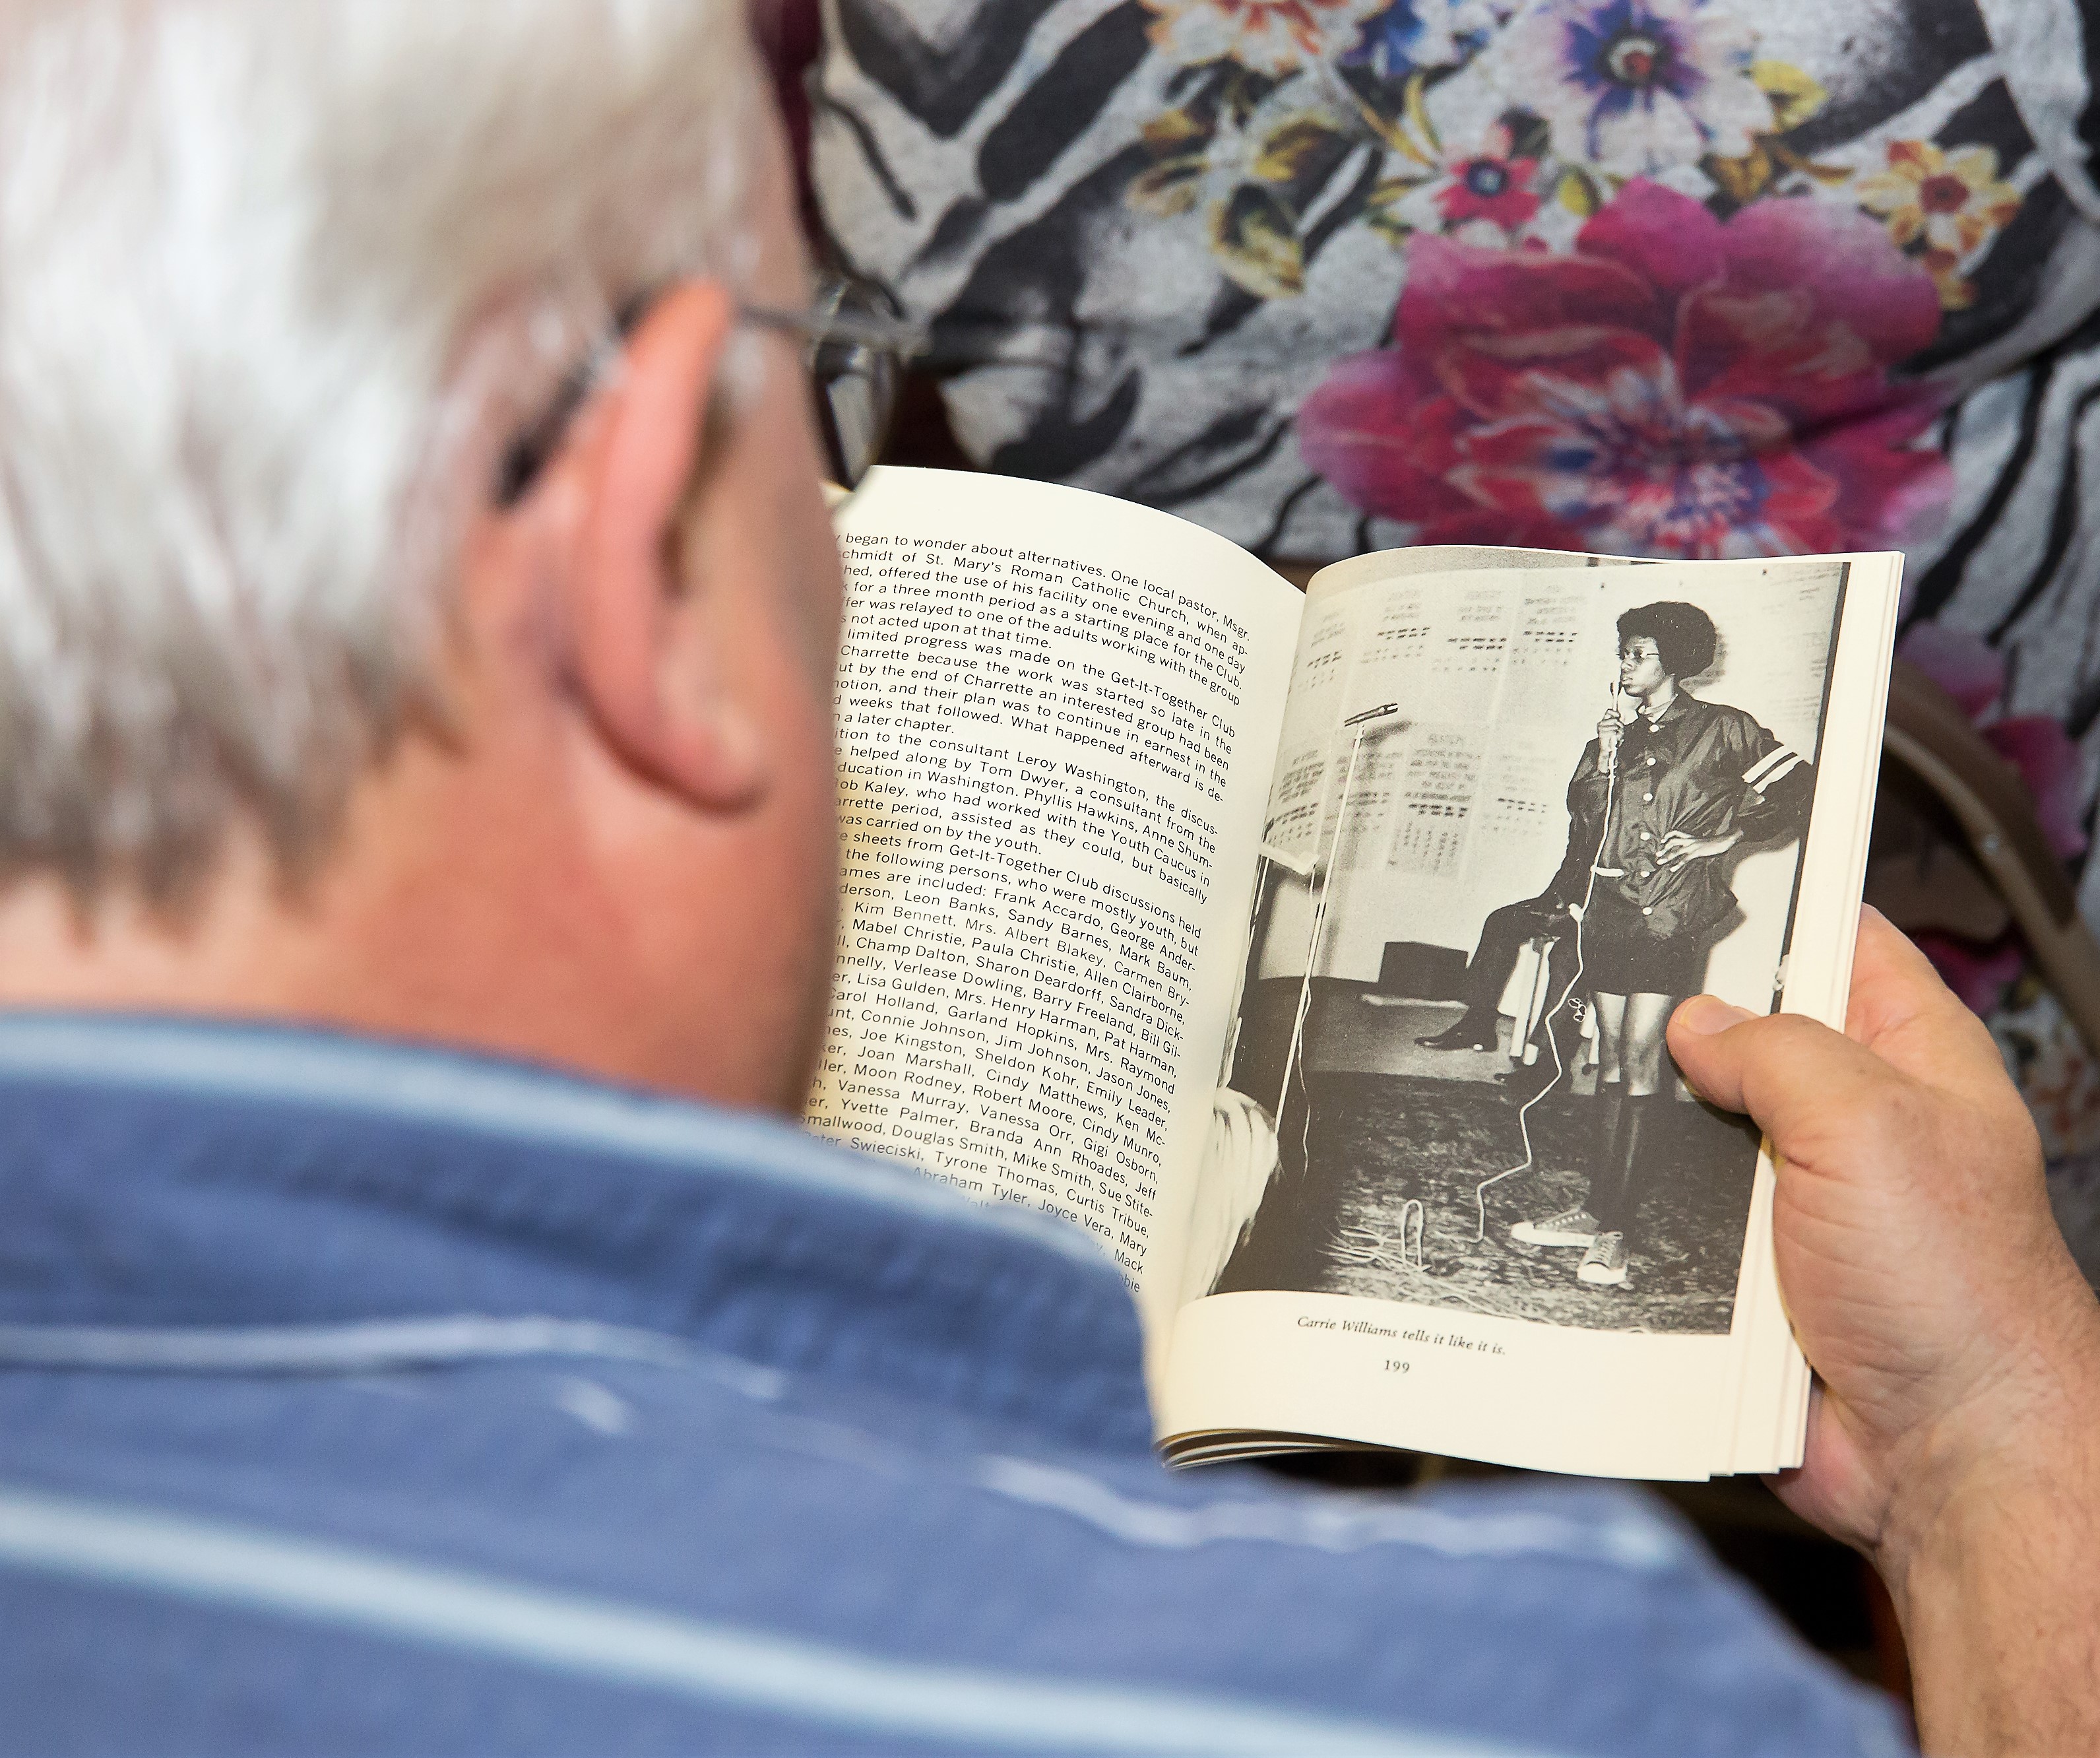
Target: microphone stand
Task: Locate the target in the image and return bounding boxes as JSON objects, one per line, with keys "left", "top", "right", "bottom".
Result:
{"left": 1275, "top": 707, "right": 1409, "bottom": 1142}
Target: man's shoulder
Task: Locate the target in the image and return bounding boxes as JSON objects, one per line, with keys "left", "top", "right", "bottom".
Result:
{"left": 0, "top": 1363, "right": 1910, "bottom": 1757}
{"left": 0, "top": 1016, "right": 1905, "bottom": 1757}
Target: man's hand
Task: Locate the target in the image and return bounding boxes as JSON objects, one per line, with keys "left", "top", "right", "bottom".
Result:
{"left": 1667, "top": 910, "right": 2100, "bottom": 1755}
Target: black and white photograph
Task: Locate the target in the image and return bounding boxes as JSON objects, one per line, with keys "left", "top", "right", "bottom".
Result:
{"left": 1197, "top": 560, "right": 1847, "bottom": 1334}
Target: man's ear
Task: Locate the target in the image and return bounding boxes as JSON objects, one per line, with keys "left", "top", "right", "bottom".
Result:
{"left": 556, "top": 280, "right": 765, "bottom": 810}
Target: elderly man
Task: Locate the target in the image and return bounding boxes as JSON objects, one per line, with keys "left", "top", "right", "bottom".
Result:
{"left": 0, "top": 5, "right": 2093, "bottom": 1755}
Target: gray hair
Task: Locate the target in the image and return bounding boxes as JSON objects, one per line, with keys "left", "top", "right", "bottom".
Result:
{"left": 0, "top": 0, "right": 759, "bottom": 899}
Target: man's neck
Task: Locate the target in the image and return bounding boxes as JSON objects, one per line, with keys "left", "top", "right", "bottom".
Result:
{"left": 0, "top": 756, "right": 804, "bottom": 1110}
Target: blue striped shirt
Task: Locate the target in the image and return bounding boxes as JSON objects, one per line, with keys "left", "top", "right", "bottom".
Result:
{"left": 0, "top": 1014, "right": 1906, "bottom": 1755}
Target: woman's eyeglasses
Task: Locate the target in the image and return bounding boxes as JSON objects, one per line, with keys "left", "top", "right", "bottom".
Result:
{"left": 495, "top": 274, "right": 926, "bottom": 509}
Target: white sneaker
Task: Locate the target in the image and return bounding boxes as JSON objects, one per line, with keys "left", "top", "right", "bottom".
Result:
{"left": 1577, "top": 1231, "right": 1628, "bottom": 1286}
{"left": 1510, "top": 1206, "right": 1599, "bottom": 1249}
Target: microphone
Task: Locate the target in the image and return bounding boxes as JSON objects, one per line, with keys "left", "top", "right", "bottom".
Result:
{"left": 1343, "top": 701, "right": 1406, "bottom": 728}
{"left": 1603, "top": 680, "right": 1626, "bottom": 776}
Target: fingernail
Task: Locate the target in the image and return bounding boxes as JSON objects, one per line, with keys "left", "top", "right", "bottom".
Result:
{"left": 1676, "top": 995, "right": 1756, "bottom": 1036}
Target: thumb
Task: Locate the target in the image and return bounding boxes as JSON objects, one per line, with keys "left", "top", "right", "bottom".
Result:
{"left": 1662, "top": 997, "right": 1759, "bottom": 1111}
{"left": 1667, "top": 997, "right": 1903, "bottom": 1142}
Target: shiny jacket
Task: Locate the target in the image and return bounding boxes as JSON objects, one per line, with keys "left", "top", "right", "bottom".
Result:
{"left": 1547, "top": 690, "right": 1814, "bottom": 944}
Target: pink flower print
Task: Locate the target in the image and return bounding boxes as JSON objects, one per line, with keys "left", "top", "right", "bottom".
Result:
{"left": 1298, "top": 180, "right": 1953, "bottom": 558}
{"left": 1434, "top": 123, "right": 1542, "bottom": 232}
{"left": 1898, "top": 623, "right": 2089, "bottom": 860}
{"left": 1493, "top": 0, "right": 1766, "bottom": 176}
{"left": 1912, "top": 929, "right": 2026, "bottom": 1015}
{"left": 1141, "top": 0, "right": 1394, "bottom": 76}
{"left": 1893, "top": 622, "right": 2087, "bottom": 1018}
{"left": 1906, "top": 707, "right": 2091, "bottom": 1010}
{"left": 1984, "top": 718, "right": 2089, "bottom": 861}
{"left": 1898, "top": 622, "right": 2005, "bottom": 720}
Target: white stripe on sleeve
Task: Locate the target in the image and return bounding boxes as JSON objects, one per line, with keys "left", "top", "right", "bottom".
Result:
{"left": 1751, "top": 754, "right": 1806, "bottom": 793}
{"left": 1741, "top": 746, "right": 1797, "bottom": 787}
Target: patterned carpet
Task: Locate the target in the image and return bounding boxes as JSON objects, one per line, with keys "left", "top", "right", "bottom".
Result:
{"left": 1215, "top": 1071, "right": 1762, "bottom": 1335}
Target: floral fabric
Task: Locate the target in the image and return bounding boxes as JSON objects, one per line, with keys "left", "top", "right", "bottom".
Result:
{"left": 1295, "top": 180, "right": 1952, "bottom": 556}
{"left": 815, "top": 0, "right": 2097, "bottom": 558}
{"left": 814, "top": 0, "right": 2100, "bottom": 1142}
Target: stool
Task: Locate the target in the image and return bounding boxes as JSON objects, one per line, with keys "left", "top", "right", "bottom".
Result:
{"left": 1500, "top": 935, "right": 1599, "bottom": 1068}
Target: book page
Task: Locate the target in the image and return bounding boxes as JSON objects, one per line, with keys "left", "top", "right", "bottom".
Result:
{"left": 802, "top": 468, "right": 1302, "bottom": 1359}
{"left": 1160, "top": 550, "right": 1898, "bottom": 1478}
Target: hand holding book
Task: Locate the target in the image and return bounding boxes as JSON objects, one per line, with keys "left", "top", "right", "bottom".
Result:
{"left": 1668, "top": 913, "right": 2100, "bottom": 1755}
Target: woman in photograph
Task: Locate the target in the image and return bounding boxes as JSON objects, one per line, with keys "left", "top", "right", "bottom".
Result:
{"left": 1509, "top": 603, "right": 1814, "bottom": 1288}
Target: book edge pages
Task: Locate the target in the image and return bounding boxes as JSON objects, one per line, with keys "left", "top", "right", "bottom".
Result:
{"left": 1722, "top": 551, "right": 1902, "bottom": 1475}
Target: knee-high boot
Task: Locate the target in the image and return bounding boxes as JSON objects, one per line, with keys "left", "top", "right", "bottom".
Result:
{"left": 1588, "top": 1093, "right": 1661, "bottom": 1237}
{"left": 1585, "top": 1083, "right": 1624, "bottom": 1220}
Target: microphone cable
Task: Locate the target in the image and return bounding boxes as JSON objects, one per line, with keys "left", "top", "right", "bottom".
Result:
{"left": 1471, "top": 708, "right": 1624, "bottom": 1241}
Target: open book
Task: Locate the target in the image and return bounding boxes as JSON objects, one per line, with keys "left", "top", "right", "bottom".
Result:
{"left": 806, "top": 467, "right": 1900, "bottom": 1481}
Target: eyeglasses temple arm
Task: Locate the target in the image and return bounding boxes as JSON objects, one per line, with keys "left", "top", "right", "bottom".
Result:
{"left": 740, "top": 301, "right": 928, "bottom": 357}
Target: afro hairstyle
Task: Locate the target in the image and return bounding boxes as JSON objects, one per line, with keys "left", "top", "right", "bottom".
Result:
{"left": 1617, "top": 601, "right": 1718, "bottom": 681}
